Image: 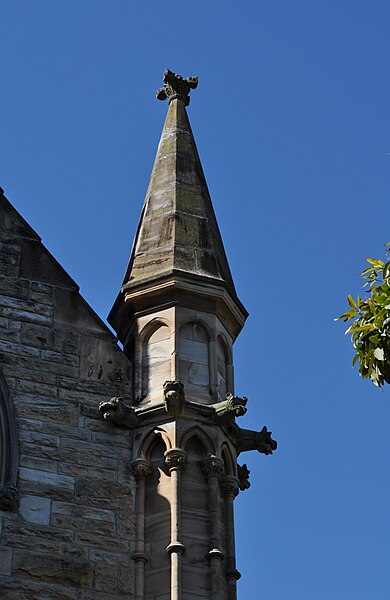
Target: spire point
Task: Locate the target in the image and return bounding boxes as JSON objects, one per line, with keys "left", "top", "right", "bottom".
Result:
{"left": 156, "top": 69, "right": 198, "bottom": 106}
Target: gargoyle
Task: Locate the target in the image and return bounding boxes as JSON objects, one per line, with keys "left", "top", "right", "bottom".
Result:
{"left": 238, "top": 426, "right": 277, "bottom": 456}
{"left": 98, "top": 397, "right": 140, "bottom": 428}
{"left": 163, "top": 380, "right": 185, "bottom": 413}
{"left": 237, "top": 463, "right": 251, "bottom": 491}
{"left": 211, "top": 393, "right": 248, "bottom": 422}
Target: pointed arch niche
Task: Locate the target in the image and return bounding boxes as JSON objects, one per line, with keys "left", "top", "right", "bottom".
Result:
{"left": 179, "top": 321, "right": 210, "bottom": 400}
{"left": 216, "top": 335, "right": 233, "bottom": 401}
{"left": 0, "top": 370, "right": 19, "bottom": 511}
{"left": 140, "top": 321, "right": 172, "bottom": 401}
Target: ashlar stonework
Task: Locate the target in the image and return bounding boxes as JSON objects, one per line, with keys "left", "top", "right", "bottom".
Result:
{"left": 0, "top": 70, "right": 277, "bottom": 600}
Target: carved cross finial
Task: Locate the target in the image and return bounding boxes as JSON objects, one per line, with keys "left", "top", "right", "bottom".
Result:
{"left": 156, "top": 69, "right": 198, "bottom": 107}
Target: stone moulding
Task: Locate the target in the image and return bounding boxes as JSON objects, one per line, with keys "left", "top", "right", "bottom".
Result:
{"left": 0, "top": 369, "right": 19, "bottom": 511}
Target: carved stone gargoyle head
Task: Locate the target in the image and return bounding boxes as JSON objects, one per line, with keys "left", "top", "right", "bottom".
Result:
{"left": 99, "top": 396, "right": 140, "bottom": 428}
{"left": 163, "top": 380, "right": 185, "bottom": 413}
{"left": 256, "top": 426, "right": 277, "bottom": 455}
{"left": 225, "top": 393, "right": 248, "bottom": 417}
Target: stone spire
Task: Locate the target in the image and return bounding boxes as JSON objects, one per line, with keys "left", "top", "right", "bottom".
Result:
{"left": 109, "top": 69, "right": 247, "bottom": 346}
{"left": 121, "top": 69, "right": 237, "bottom": 298}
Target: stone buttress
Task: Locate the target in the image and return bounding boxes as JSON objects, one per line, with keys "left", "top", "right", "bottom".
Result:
{"left": 104, "top": 70, "right": 277, "bottom": 600}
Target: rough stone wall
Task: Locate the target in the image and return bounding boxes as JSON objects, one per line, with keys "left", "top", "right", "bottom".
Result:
{"left": 0, "top": 191, "right": 136, "bottom": 599}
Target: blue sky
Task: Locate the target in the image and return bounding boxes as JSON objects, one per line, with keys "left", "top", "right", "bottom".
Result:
{"left": 1, "top": 1, "right": 390, "bottom": 598}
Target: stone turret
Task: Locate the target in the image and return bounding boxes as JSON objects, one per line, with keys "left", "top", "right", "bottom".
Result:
{"left": 104, "top": 70, "right": 277, "bottom": 600}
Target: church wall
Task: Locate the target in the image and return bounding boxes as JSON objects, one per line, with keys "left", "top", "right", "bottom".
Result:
{"left": 0, "top": 191, "right": 136, "bottom": 599}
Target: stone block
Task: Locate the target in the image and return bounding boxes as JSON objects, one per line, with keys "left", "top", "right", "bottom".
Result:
{"left": 19, "top": 495, "right": 51, "bottom": 524}
{"left": 0, "top": 547, "right": 12, "bottom": 576}
{"left": 0, "top": 577, "right": 78, "bottom": 600}
{"left": 12, "top": 549, "right": 93, "bottom": 587}
{"left": 19, "top": 468, "right": 74, "bottom": 491}
{"left": 4, "top": 520, "right": 74, "bottom": 544}
{"left": 19, "top": 454, "right": 58, "bottom": 473}
{"left": 94, "top": 561, "right": 118, "bottom": 592}
{"left": 59, "top": 463, "right": 117, "bottom": 482}
{"left": 74, "top": 532, "right": 129, "bottom": 554}
{"left": 52, "top": 501, "right": 115, "bottom": 524}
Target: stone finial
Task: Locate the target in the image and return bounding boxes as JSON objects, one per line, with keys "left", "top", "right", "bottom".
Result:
{"left": 156, "top": 69, "right": 198, "bottom": 106}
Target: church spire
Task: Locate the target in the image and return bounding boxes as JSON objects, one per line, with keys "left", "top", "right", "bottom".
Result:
{"left": 121, "top": 69, "right": 237, "bottom": 299}
{"left": 109, "top": 70, "right": 247, "bottom": 345}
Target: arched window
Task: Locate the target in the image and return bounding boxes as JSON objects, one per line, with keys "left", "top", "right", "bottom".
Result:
{"left": 0, "top": 370, "right": 18, "bottom": 511}
{"left": 142, "top": 323, "right": 171, "bottom": 399}
{"left": 217, "top": 336, "right": 232, "bottom": 401}
{"left": 179, "top": 322, "right": 209, "bottom": 397}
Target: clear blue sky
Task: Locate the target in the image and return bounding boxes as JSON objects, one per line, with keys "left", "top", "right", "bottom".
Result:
{"left": 1, "top": 2, "right": 390, "bottom": 598}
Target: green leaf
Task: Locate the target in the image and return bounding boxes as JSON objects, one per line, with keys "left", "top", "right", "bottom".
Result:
{"left": 347, "top": 294, "right": 357, "bottom": 309}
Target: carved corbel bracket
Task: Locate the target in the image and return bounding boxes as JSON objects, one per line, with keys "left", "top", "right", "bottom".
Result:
{"left": 163, "top": 380, "right": 185, "bottom": 415}
{"left": 0, "top": 484, "right": 19, "bottom": 512}
{"left": 237, "top": 426, "right": 277, "bottom": 456}
{"left": 99, "top": 397, "right": 141, "bottom": 428}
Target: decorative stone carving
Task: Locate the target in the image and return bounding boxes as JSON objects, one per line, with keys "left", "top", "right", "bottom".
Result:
{"left": 163, "top": 380, "right": 185, "bottom": 413}
{"left": 238, "top": 425, "right": 277, "bottom": 455}
{"left": 0, "top": 484, "right": 19, "bottom": 511}
{"left": 222, "top": 477, "right": 239, "bottom": 498}
{"left": 156, "top": 69, "right": 198, "bottom": 106}
{"left": 164, "top": 448, "right": 187, "bottom": 471}
{"left": 202, "top": 456, "right": 224, "bottom": 478}
{"left": 98, "top": 397, "right": 140, "bottom": 428}
{"left": 211, "top": 393, "right": 248, "bottom": 421}
{"left": 237, "top": 463, "right": 251, "bottom": 491}
{"left": 131, "top": 459, "right": 152, "bottom": 480}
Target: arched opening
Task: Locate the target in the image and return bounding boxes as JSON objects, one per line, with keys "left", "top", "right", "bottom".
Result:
{"left": 142, "top": 323, "right": 171, "bottom": 399}
{"left": 182, "top": 436, "right": 210, "bottom": 597}
{"left": 217, "top": 335, "right": 232, "bottom": 401}
{"left": 144, "top": 437, "right": 170, "bottom": 596}
{"left": 0, "top": 370, "right": 19, "bottom": 511}
{"left": 179, "top": 321, "right": 210, "bottom": 398}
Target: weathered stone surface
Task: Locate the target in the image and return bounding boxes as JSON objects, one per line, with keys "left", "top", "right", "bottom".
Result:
{"left": 19, "top": 495, "right": 51, "bottom": 524}
{"left": 0, "top": 547, "right": 12, "bottom": 576}
{"left": 0, "top": 577, "right": 78, "bottom": 600}
{"left": 12, "top": 550, "right": 93, "bottom": 587}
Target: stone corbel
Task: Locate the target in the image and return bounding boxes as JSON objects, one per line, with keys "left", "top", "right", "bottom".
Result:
{"left": 237, "top": 426, "right": 277, "bottom": 456}
{"left": 98, "top": 397, "right": 141, "bottom": 428}
{"left": 163, "top": 381, "right": 185, "bottom": 415}
{"left": 0, "top": 484, "right": 19, "bottom": 512}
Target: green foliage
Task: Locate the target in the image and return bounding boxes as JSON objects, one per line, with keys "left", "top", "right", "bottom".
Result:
{"left": 336, "top": 243, "right": 390, "bottom": 388}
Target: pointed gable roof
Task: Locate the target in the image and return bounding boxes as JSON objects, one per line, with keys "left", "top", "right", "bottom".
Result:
{"left": 122, "top": 72, "right": 236, "bottom": 298}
